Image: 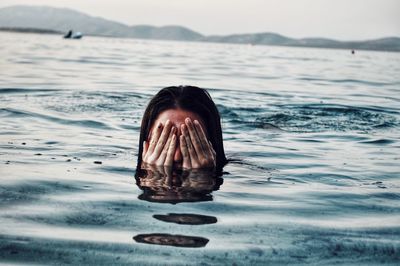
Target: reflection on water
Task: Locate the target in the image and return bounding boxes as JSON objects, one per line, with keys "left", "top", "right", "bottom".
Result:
{"left": 135, "top": 166, "right": 223, "bottom": 204}
{"left": 153, "top": 213, "right": 217, "bottom": 225}
{"left": 133, "top": 234, "right": 209, "bottom": 248}
{"left": 134, "top": 167, "right": 221, "bottom": 248}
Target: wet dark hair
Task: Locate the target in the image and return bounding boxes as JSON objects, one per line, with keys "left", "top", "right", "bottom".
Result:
{"left": 137, "top": 86, "right": 227, "bottom": 171}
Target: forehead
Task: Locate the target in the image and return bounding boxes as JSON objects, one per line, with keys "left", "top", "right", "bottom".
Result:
{"left": 155, "top": 109, "right": 204, "bottom": 124}
{"left": 149, "top": 109, "right": 207, "bottom": 136}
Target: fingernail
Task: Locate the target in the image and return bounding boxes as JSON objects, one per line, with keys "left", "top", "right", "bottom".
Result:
{"left": 194, "top": 120, "right": 199, "bottom": 125}
{"left": 171, "top": 126, "right": 176, "bottom": 133}
{"left": 185, "top": 118, "right": 191, "bottom": 123}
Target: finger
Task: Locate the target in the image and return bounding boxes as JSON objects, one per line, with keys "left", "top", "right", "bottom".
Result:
{"left": 193, "top": 120, "right": 213, "bottom": 158}
{"left": 208, "top": 140, "right": 216, "bottom": 158}
{"left": 209, "top": 140, "right": 217, "bottom": 166}
{"left": 181, "top": 124, "right": 198, "bottom": 164}
{"left": 164, "top": 134, "right": 176, "bottom": 166}
{"left": 142, "top": 140, "right": 149, "bottom": 159}
{"left": 147, "top": 121, "right": 163, "bottom": 154}
{"left": 180, "top": 135, "right": 191, "bottom": 169}
{"left": 156, "top": 126, "right": 175, "bottom": 164}
{"left": 185, "top": 118, "right": 203, "bottom": 157}
{"left": 153, "top": 120, "right": 173, "bottom": 157}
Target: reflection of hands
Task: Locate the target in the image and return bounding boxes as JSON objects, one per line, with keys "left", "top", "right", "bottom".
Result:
{"left": 140, "top": 163, "right": 174, "bottom": 188}
{"left": 138, "top": 166, "right": 217, "bottom": 191}
{"left": 180, "top": 169, "right": 217, "bottom": 190}
{"left": 136, "top": 166, "right": 222, "bottom": 203}
{"left": 180, "top": 118, "right": 216, "bottom": 169}
{"left": 142, "top": 120, "right": 176, "bottom": 167}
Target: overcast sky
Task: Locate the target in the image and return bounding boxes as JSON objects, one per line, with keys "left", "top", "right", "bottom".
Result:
{"left": 0, "top": 0, "right": 399, "bottom": 40}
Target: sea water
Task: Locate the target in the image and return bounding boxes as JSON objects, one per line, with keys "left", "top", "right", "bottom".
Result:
{"left": 0, "top": 32, "right": 399, "bottom": 265}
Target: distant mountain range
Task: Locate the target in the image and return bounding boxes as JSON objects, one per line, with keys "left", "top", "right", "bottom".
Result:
{"left": 1, "top": 5, "right": 399, "bottom": 52}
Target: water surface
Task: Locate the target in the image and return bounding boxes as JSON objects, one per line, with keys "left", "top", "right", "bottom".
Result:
{"left": 0, "top": 32, "right": 400, "bottom": 265}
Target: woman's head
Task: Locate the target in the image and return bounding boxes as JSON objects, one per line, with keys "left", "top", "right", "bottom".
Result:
{"left": 137, "top": 86, "right": 226, "bottom": 170}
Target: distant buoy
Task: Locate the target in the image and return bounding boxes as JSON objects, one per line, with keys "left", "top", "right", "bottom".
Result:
{"left": 351, "top": 50, "right": 355, "bottom": 54}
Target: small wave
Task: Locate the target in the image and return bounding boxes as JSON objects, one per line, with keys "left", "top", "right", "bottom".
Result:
{"left": 0, "top": 88, "right": 60, "bottom": 94}
{"left": 269, "top": 55, "right": 331, "bottom": 62}
{"left": 359, "top": 139, "right": 395, "bottom": 145}
{"left": 218, "top": 102, "right": 398, "bottom": 133}
{"left": 297, "top": 77, "right": 397, "bottom": 87}
{"left": 42, "top": 91, "right": 147, "bottom": 114}
{"left": 1, "top": 108, "right": 113, "bottom": 130}
{"left": 255, "top": 104, "right": 398, "bottom": 133}
{"left": 58, "top": 57, "right": 130, "bottom": 66}
{"left": 0, "top": 180, "right": 86, "bottom": 207}
{"left": 98, "top": 166, "right": 135, "bottom": 176}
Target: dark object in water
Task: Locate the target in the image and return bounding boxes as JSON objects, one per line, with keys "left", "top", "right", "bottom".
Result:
{"left": 94, "top": 161, "right": 102, "bottom": 164}
{"left": 64, "top": 30, "right": 82, "bottom": 39}
{"left": 351, "top": 50, "right": 355, "bottom": 54}
{"left": 64, "top": 30, "right": 72, "bottom": 38}
{"left": 133, "top": 233, "right": 209, "bottom": 248}
{"left": 153, "top": 213, "right": 217, "bottom": 225}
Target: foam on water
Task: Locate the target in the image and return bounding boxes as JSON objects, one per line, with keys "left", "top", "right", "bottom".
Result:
{"left": 0, "top": 32, "right": 400, "bottom": 265}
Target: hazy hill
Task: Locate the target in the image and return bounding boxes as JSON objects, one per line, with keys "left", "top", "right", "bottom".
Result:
{"left": 205, "top": 33, "right": 400, "bottom": 51}
{"left": 0, "top": 5, "right": 131, "bottom": 37}
{"left": 0, "top": 5, "right": 399, "bottom": 52}
{"left": 129, "top": 25, "right": 203, "bottom": 41}
{"left": 203, "top": 32, "right": 297, "bottom": 45}
{"left": 0, "top": 5, "right": 203, "bottom": 40}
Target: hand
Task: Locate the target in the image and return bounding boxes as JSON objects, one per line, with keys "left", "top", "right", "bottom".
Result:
{"left": 142, "top": 120, "right": 177, "bottom": 167}
{"left": 180, "top": 118, "right": 216, "bottom": 169}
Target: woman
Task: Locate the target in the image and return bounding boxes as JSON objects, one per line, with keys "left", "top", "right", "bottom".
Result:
{"left": 137, "top": 86, "right": 227, "bottom": 171}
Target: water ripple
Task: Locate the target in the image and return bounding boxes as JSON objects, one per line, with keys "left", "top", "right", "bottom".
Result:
{"left": 1, "top": 107, "right": 113, "bottom": 130}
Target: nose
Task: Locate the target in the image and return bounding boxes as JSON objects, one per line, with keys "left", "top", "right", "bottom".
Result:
{"left": 173, "top": 145, "right": 182, "bottom": 164}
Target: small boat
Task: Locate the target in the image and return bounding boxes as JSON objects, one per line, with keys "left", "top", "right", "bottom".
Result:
{"left": 64, "top": 30, "right": 83, "bottom": 39}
